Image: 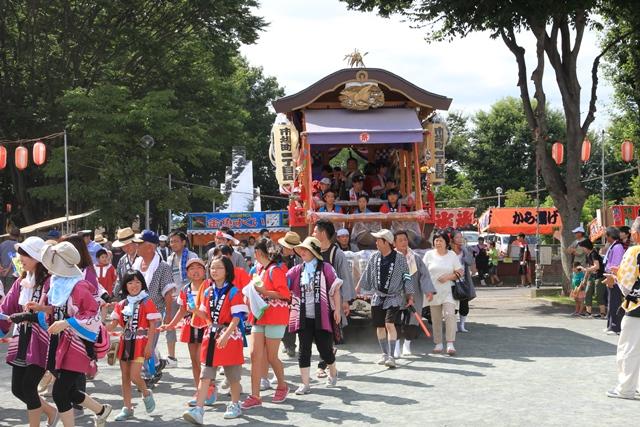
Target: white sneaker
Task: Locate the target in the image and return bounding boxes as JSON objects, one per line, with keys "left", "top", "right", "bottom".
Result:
{"left": 165, "top": 357, "right": 178, "bottom": 368}
{"left": 385, "top": 356, "right": 397, "bottom": 368}
{"left": 259, "top": 377, "right": 271, "bottom": 391}
{"left": 433, "top": 344, "right": 443, "bottom": 354}
{"left": 376, "top": 354, "right": 388, "bottom": 365}
{"left": 94, "top": 404, "right": 112, "bottom": 427}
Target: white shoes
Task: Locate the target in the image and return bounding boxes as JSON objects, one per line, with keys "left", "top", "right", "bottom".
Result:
{"left": 402, "top": 340, "right": 412, "bottom": 356}
{"left": 446, "top": 343, "right": 456, "bottom": 356}
{"left": 433, "top": 343, "right": 444, "bottom": 354}
{"left": 165, "top": 357, "right": 178, "bottom": 368}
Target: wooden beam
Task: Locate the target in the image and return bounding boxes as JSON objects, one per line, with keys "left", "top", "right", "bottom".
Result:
{"left": 413, "top": 142, "right": 424, "bottom": 210}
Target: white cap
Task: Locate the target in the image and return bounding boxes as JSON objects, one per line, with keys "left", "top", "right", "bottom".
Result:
{"left": 336, "top": 228, "right": 349, "bottom": 237}
{"left": 319, "top": 177, "right": 332, "bottom": 185}
{"left": 572, "top": 226, "right": 585, "bottom": 234}
{"left": 371, "top": 229, "right": 394, "bottom": 245}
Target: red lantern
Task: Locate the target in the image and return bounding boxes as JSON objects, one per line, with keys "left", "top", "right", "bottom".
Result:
{"left": 33, "top": 141, "right": 46, "bottom": 166}
{"left": 15, "top": 146, "right": 28, "bottom": 170}
{"left": 552, "top": 141, "right": 564, "bottom": 165}
{"left": 622, "top": 139, "right": 634, "bottom": 162}
{"left": 581, "top": 138, "right": 591, "bottom": 162}
{"left": 0, "top": 146, "right": 6, "bottom": 169}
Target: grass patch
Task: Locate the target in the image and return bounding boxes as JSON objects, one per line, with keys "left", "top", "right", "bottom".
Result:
{"left": 537, "top": 292, "right": 598, "bottom": 308}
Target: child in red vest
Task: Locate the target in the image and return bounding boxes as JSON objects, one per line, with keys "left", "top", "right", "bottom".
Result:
{"left": 95, "top": 248, "right": 117, "bottom": 296}
{"left": 183, "top": 256, "right": 247, "bottom": 424}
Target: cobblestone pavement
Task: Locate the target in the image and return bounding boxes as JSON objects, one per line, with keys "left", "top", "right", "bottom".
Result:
{"left": 0, "top": 288, "right": 634, "bottom": 426}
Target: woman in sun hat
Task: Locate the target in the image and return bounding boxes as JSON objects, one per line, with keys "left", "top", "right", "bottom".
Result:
{"left": 0, "top": 236, "right": 59, "bottom": 427}
{"left": 287, "top": 237, "right": 342, "bottom": 394}
{"left": 25, "top": 241, "right": 112, "bottom": 427}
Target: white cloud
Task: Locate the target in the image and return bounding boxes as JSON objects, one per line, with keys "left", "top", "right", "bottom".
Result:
{"left": 241, "top": 0, "right": 614, "bottom": 129}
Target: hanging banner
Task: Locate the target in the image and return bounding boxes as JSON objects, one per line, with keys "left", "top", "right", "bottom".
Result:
{"left": 187, "top": 211, "right": 289, "bottom": 234}
{"left": 610, "top": 205, "right": 640, "bottom": 227}
{"left": 425, "top": 121, "right": 447, "bottom": 184}
{"left": 271, "top": 121, "right": 299, "bottom": 188}
{"left": 478, "top": 207, "right": 562, "bottom": 235}
{"left": 434, "top": 208, "right": 476, "bottom": 229}
{"left": 588, "top": 217, "right": 604, "bottom": 242}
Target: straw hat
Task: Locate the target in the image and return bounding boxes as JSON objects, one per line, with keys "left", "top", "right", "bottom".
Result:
{"left": 112, "top": 227, "right": 136, "bottom": 248}
{"left": 278, "top": 231, "right": 301, "bottom": 249}
{"left": 40, "top": 242, "right": 82, "bottom": 277}
{"left": 294, "top": 236, "right": 323, "bottom": 261}
{"left": 94, "top": 234, "right": 108, "bottom": 245}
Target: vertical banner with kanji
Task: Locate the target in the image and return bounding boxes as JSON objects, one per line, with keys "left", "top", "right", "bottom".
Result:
{"left": 271, "top": 121, "right": 299, "bottom": 188}
{"left": 425, "top": 121, "right": 447, "bottom": 184}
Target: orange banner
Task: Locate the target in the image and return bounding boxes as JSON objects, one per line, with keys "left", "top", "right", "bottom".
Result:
{"left": 478, "top": 207, "right": 562, "bottom": 235}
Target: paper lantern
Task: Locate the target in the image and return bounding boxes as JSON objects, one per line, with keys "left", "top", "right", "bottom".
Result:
{"left": 622, "top": 139, "right": 634, "bottom": 163}
{"left": 581, "top": 138, "right": 591, "bottom": 162}
{"left": 0, "top": 146, "right": 6, "bottom": 169}
{"left": 551, "top": 142, "right": 564, "bottom": 165}
{"left": 15, "top": 146, "right": 28, "bottom": 170}
{"left": 33, "top": 141, "right": 46, "bottom": 166}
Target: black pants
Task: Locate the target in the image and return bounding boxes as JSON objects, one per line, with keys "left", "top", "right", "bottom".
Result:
{"left": 459, "top": 299, "right": 469, "bottom": 317}
{"left": 282, "top": 329, "right": 296, "bottom": 352}
{"left": 52, "top": 370, "right": 87, "bottom": 413}
{"left": 607, "top": 285, "right": 624, "bottom": 333}
{"left": 72, "top": 374, "right": 86, "bottom": 410}
{"left": 11, "top": 365, "right": 45, "bottom": 410}
{"left": 297, "top": 318, "right": 336, "bottom": 369}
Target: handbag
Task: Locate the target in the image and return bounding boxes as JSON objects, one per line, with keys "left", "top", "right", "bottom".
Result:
{"left": 451, "top": 271, "right": 474, "bottom": 300}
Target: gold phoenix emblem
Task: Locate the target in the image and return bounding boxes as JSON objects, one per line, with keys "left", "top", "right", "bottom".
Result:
{"left": 339, "top": 83, "right": 385, "bottom": 110}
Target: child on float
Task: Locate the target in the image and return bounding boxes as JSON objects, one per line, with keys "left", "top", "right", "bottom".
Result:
{"left": 160, "top": 258, "right": 215, "bottom": 406}
{"left": 106, "top": 269, "right": 158, "bottom": 421}
{"left": 183, "top": 256, "right": 248, "bottom": 424}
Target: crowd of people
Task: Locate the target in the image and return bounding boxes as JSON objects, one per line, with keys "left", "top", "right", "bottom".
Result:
{"left": 0, "top": 219, "right": 485, "bottom": 426}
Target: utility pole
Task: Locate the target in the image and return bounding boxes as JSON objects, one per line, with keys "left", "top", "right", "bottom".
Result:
{"left": 168, "top": 174, "right": 172, "bottom": 232}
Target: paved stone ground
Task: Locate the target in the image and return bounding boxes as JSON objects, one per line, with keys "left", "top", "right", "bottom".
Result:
{"left": 0, "top": 288, "right": 635, "bottom": 426}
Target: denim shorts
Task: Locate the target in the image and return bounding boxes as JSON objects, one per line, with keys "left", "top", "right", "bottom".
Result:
{"left": 252, "top": 324, "right": 287, "bottom": 339}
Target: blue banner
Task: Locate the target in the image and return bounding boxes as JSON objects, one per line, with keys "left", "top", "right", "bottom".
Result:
{"left": 188, "top": 211, "right": 289, "bottom": 232}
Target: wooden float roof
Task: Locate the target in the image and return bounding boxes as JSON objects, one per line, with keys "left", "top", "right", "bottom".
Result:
{"left": 272, "top": 68, "right": 453, "bottom": 113}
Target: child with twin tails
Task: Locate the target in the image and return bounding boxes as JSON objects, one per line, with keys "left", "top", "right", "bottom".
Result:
{"left": 570, "top": 262, "right": 586, "bottom": 316}
{"left": 106, "top": 270, "right": 159, "bottom": 421}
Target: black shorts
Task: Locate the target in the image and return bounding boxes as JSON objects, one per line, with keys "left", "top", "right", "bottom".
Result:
{"left": 372, "top": 305, "right": 400, "bottom": 328}
{"left": 518, "top": 263, "right": 529, "bottom": 275}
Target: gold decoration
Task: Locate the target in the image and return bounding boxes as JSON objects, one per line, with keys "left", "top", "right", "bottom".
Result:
{"left": 339, "top": 83, "right": 385, "bottom": 110}
{"left": 344, "top": 49, "right": 368, "bottom": 68}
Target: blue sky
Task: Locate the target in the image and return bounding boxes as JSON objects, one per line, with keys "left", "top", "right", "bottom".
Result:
{"left": 240, "top": 0, "right": 614, "bottom": 130}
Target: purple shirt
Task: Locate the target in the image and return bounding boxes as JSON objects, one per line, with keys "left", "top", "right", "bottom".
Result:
{"left": 604, "top": 241, "right": 626, "bottom": 273}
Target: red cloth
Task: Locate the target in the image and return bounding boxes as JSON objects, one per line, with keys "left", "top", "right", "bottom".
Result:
{"left": 253, "top": 263, "right": 290, "bottom": 326}
{"left": 176, "top": 281, "right": 209, "bottom": 342}
{"left": 379, "top": 202, "right": 407, "bottom": 214}
{"left": 95, "top": 263, "right": 117, "bottom": 296}
{"left": 112, "top": 298, "right": 160, "bottom": 360}
{"left": 199, "top": 286, "right": 246, "bottom": 366}
{"left": 233, "top": 267, "right": 251, "bottom": 291}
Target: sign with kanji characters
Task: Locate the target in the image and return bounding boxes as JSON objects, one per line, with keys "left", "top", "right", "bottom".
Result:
{"left": 271, "top": 121, "right": 299, "bottom": 188}
{"left": 478, "top": 207, "right": 562, "bottom": 235}
{"left": 425, "top": 121, "right": 448, "bottom": 184}
{"left": 187, "top": 211, "right": 289, "bottom": 233}
{"left": 434, "top": 208, "right": 476, "bottom": 229}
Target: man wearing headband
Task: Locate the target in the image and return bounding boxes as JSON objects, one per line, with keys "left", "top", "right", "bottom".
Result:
{"left": 207, "top": 228, "right": 248, "bottom": 271}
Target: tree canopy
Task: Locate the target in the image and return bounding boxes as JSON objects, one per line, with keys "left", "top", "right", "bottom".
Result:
{"left": 0, "top": 1, "right": 283, "bottom": 231}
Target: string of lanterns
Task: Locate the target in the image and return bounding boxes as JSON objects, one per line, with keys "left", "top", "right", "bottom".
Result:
{"left": 0, "top": 131, "right": 63, "bottom": 170}
{"left": 551, "top": 138, "right": 635, "bottom": 165}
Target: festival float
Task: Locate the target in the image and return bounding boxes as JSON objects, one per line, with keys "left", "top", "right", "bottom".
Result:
{"left": 270, "top": 55, "right": 452, "bottom": 246}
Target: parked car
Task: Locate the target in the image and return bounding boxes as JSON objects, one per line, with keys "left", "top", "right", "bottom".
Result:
{"left": 461, "top": 230, "right": 479, "bottom": 247}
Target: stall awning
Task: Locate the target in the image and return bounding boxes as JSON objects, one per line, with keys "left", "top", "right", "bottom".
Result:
{"left": 303, "top": 109, "right": 424, "bottom": 145}
{"left": 478, "top": 207, "right": 562, "bottom": 235}
{"left": 0, "top": 210, "right": 99, "bottom": 237}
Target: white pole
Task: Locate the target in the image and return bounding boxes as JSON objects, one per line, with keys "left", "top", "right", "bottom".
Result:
{"left": 145, "top": 151, "right": 150, "bottom": 230}
{"left": 64, "top": 129, "right": 70, "bottom": 233}
{"left": 168, "top": 174, "right": 172, "bottom": 232}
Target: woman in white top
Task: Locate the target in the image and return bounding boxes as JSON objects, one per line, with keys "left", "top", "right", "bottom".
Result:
{"left": 423, "top": 231, "right": 463, "bottom": 355}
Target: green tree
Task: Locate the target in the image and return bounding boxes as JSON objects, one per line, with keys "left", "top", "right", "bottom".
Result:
{"left": 504, "top": 188, "right": 534, "bottom": 208}
{"left": 435, "top": 173, "right": 476, "bottom": 208}
{"left": 0, "top": 1, "right": 270, "bottom": 229}
{"left": 342, "top": 0, "right": 631, "bottom": 287}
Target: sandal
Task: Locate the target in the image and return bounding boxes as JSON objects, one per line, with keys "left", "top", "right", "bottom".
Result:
{"left": 316, "top": 368, "right": 328, "bottom": 378}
